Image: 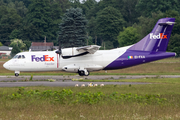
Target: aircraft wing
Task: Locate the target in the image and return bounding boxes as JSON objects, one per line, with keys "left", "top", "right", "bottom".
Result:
{"left": 61, "top": 45, "right": 101, "bottom": 59}
{"left": 76, "top": 45, "right": 101, "bottom": 54}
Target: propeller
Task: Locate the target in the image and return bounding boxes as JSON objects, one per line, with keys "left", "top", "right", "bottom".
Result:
{"left": 55, "top": 47, "right": 62, "bottom": 55}
{"left": 55, "top": 39, "right": 62, "bottom": 55}
{"left": 55, "top": 40, "right": 62, "bottom": 68}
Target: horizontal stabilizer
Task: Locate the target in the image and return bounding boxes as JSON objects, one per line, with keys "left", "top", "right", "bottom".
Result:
{"left": 158, "top": 21, "right": 175, "bottom": 25}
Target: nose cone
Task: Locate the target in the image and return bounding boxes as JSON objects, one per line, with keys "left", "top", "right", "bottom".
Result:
{"left": 3, "top": 62, "right": 9, "bottom": 70}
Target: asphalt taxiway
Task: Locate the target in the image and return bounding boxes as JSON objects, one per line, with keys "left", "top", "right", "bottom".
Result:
{"left": 0, "top": 75, "right": 180, "bottom": 87}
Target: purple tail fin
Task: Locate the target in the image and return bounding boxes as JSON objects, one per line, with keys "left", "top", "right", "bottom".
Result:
{"left": 128, "top": 18, "right": 175, "bottom": 52}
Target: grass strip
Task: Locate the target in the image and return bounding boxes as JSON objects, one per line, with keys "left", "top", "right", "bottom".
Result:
{"left": 77, "top": 78, "right": 180, "bottom": 84}
{"left": 1, "top": 81, "right": 180, "bottom": 119}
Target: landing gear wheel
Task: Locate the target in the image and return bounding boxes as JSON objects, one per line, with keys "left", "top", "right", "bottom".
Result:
{"left": 84, "top": 71, "right": 90, "bottom": 76}
{"left": 78, "top": 70, "right": 90, "bottom": 76}
{"left": 15, "top": 73, "right": 19, "bottom": 77}
{"left": 78, "top": 70, "right": 85, "bottom": 76}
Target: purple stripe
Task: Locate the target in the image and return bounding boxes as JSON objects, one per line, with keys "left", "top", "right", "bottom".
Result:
{"left": 104, "top": 51, "right": 175, "bottom": 70}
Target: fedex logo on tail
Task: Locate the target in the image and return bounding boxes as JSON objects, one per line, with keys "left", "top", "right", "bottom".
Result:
{"left": 150, "top": 33, "right": 167, "bottom": 39}
{"left": 32, "top": 55, "right": 54, "bottom": 62}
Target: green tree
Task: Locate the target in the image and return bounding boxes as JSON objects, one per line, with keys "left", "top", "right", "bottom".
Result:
{"left": 0, "top": 5, "right": 22, "bottom": 45}
{"left": 24, "top": 41, "right": 31, "bottom": 50}
{"left": 49, "top": 1, "right": 63, "bottom": 41}
{"left": 81, "top": 0, "right": 97, "bottom": 18}
{"left": 87, "top": 36, "right": 94, "bottom": 45}
{"left": 0, "top": 0, "right": 5, "bottom": 5}
{"left": 9, "top": 39, "right": 26, "bottom": 56}
{"left": 118, "top": 27, "right": 140, "bottom": 47}
{"left": 1, "top": 0, "right": 11, "bottom": 4}
{"left": 69, "top": 0, "right": 84, "bottom": 10}
{"left": 168, "top": 34, "right": 180, "bottom": 56}
{"left": 0, "top": 42, "right": 3, "bottom": 46}
{"left": 136, "top": 0, "right": 180, "bottom": 17}
{"left": 22, "top": 0, "right": 55, "bottom": 41}
{"left": 87, "top": 17, "right": 97, "bottom": 44}
{"left": 96, "top": 6, "right": 126, "bottom": 48}
{"left": 11, "top": 45, "right": 21, "bottom": 56}
{"left": 7, "top": 1, "right": 28, "bottom": 18}
{"left": 10, "top": 39, "right": 26, "bottom": 50}
{"left": 9, "top": 29, "right": 21, "bottom": 39}
{"left": 11, "top": 0, "right": 31, "bottom": 8}
{"left": 119, "top": 0, "right": 139, "bottom": 25}
{"left": 52, "top": 0, "right": 70, "bottom": 13}
{"left": 97, "top": 0, "right": 139, "bottom": 26}
{"left": 85, "top": 1, "right": 99, "bottom": 19}
{"left": 58, "top": 8, "right": 88, "bottom": 48}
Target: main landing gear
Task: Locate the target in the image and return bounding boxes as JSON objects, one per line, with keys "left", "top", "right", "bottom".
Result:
{"left": 78, "top": 69, "right": 90, "bottom": 76}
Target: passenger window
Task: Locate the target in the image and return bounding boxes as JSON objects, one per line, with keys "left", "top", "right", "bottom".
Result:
{"left": 22, "top": 55, "right": 25, "bottom": 59}
{"left": 18, "top": 55, "right": 21, "bottom": 59}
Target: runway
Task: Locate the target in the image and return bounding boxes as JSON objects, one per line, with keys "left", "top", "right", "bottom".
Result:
{"left": 0, "top": 75, "right": 180, "bottom": 87}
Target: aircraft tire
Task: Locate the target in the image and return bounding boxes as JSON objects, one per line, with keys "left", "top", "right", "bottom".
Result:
{"left": 15, "top": 73, "right": 19, "bottom": 77}
{"left": 85, "top": 71, "right": 90, "bottom": 76}
{"left": 78, "top": 70, "right": 85, "bottom": 76}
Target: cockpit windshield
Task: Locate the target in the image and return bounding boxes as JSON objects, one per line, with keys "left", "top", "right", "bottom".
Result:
{"left": 13, "top": 55, "right": 26, "bottom": 59}
{"left": 13, "top": 55, "right": 18, "bottom": 59}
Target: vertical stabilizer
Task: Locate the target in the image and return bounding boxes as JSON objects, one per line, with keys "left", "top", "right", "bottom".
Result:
{"left": 128, "top": 18, "right": 175, "bottom": 52}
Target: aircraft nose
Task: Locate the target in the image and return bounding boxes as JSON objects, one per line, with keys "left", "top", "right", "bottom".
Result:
{"left": 3, "top": 62, "right": 9, "bottom": 70}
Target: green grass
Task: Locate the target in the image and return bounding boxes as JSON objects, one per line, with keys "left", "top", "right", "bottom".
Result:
{"left": 1, "top": 78, "right": 180, "bottom": 119}
{"left": 78, "top": 77, "right": 180, "bottom": 84}
{"left": 153, "top": 57, "right": 180, "bottom": 63}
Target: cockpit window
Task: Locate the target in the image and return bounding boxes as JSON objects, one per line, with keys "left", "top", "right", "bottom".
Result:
{"left": 13, "top": 55, "right": 26, "bottom": 59}
{"left": 18, "top": 55, "right": 21, "bottom": 59}
{"left": 13, "top": 55, "right": 18, "bottom": 59}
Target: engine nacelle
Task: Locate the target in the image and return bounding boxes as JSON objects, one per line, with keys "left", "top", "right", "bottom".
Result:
{"left": 62, "top": 48, "right": 82, "bottom": 56}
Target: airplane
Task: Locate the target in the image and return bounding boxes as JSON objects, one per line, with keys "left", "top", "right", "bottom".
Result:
{"left": 3, "top": 18, "right": 176, "bottom": 77}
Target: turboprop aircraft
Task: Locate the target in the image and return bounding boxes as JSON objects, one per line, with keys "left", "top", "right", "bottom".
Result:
{"left": 3, "top": 18, "right": 176, "bottom": 76}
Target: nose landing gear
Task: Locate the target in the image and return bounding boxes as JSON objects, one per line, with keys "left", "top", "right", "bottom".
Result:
{"left": 15, "top": 73, "right": 19, "bottom": 77}
{"left": 15, "top": 71, "right": 20, "bottom": 77}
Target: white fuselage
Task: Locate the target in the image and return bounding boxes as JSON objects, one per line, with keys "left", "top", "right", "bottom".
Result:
{"left": 3, "top": 46, "right": 130, "bottom": 73}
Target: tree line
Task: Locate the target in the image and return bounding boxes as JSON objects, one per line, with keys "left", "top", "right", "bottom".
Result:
{"left": 0, "top": 0, "right": 180, "bottom": 55}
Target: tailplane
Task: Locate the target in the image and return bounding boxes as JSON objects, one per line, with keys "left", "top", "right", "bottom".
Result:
{"left": 128, "top": 18, "right": 175, "bottom": 52}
